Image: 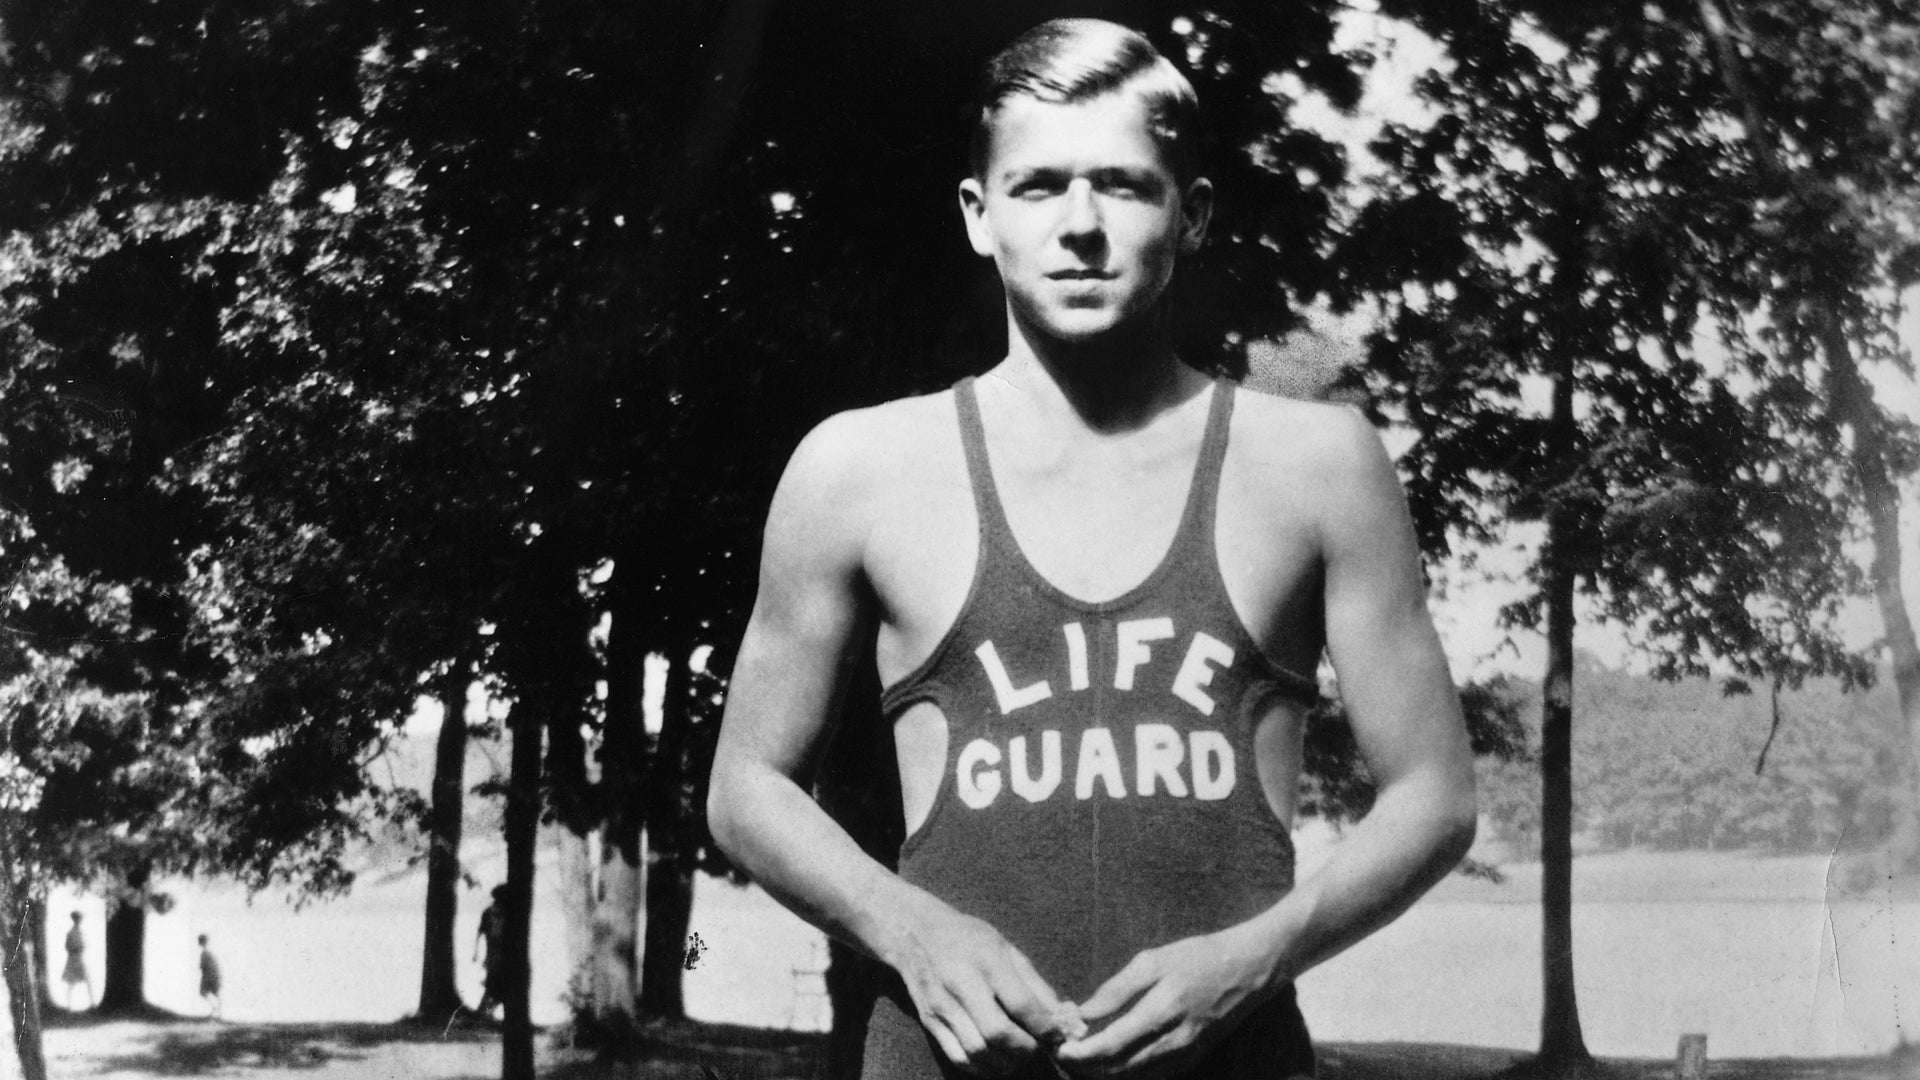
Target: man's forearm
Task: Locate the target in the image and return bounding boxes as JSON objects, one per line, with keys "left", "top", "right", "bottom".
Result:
{"left": 1243, "top": 769, "right": 1475, "bottom": 987}
{"left": 710, "top": 762, "right": 944, "bottom": 968}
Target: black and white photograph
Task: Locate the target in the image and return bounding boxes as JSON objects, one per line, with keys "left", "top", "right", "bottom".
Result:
{"left": 0, "top": 3, "right": 1915, "bottom": 1079}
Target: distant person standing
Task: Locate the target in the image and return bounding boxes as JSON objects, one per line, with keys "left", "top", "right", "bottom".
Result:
{"left": 61, "top": 911, "right": 93, "bottom": 1010}
{"left": 473, "top": 885, "right": 506, "bottom": 1018}
{"left": 197, "top": 934, "right": 223, "bottom": 1019}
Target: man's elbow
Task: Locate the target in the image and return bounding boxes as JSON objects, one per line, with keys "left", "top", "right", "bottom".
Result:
{"left": 1393, "top": 763, "right": 1477, "bottom": 868}
{"left": 1433, "top": 772, "right": 1478, "bottom": 866}
{"left": 1439, "top": 805, "right": 1476, "bottom": 867}
{"left": 1378, "top": 766, "right": 1476, "bottom": 871}
{"left": 706, "top": 765, "right": 750, "bottom": 864}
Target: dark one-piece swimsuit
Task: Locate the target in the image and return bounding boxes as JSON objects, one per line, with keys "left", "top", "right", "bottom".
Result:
{"left": 861, "top": 376, "right": 1318, "bottom": 1079}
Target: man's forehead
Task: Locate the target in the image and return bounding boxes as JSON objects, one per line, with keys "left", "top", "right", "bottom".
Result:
{"left": 984, "top": 92, "right": 1174, "bottom": 178}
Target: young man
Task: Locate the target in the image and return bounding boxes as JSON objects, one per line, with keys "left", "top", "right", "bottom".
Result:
{"left": 709, "top": 18, "right": 1475, "bottom": 1079}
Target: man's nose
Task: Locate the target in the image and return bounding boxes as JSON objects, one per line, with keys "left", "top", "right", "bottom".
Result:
{"left": 1058, "top": 178, "right": 1103, "bottom": 240}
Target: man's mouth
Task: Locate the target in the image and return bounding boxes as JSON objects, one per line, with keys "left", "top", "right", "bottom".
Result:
{"left": 1048, "top": 269, "right": 1114, "bottom": 280}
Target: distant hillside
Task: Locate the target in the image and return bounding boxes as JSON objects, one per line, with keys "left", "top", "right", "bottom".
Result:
{"left": 1475, "top": 655, "right": 1905, "bottom": 859}
{"left": 350, "top": 666, "right": 1906, "bottom": 887}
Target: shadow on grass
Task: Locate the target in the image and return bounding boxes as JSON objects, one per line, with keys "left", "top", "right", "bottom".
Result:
{"left": 80, "top": 1020, "right": 499, "bottom": 1078}
{"left": 544, "top": 1018, "right": 827, "bottom": 1080}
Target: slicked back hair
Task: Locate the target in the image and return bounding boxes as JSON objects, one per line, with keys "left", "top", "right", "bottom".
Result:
{"left": 969, "top": 19, "right": 1200, "bottom": 183}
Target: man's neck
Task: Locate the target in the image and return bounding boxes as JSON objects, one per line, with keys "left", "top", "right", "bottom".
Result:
{"left": 993, "top": 310, "right": 1209, "bottom": 435}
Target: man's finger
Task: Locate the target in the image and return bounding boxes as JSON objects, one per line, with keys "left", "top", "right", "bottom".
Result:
{"left": 1073, "top": 955, "right": 1157, "bottom": 1023}
{"left": 1108, "top": 1024, "right": 1194, "bottom": 1080}
{"left": 923, "top": 987, "right": 996, "bottom": 1072}
{"left": 956, "top": 981, "right": 1040, "bottom": 1068}
{"left": 1055, "top": 987, "right": 1175, "bottom": 1070}
{"left": 923, "top": 1012, "right": 972, "bottom": 1072}
{"left": 950, "top": 1010, "right": 993, "bottom": 1063}
{"left": 995, "top": 949, "right": 1073, "bottom": 1043}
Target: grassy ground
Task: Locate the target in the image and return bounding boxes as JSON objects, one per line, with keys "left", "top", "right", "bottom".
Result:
{"left": 40, "top": 1015, "right": 1917, "bottom": 1080}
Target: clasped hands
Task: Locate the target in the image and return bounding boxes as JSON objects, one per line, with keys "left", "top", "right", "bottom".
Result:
{"left": 895, "top": 911, "right": 1280, "bottom": 1079}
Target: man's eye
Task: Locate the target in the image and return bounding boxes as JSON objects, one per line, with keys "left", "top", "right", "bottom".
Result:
{"left": 1013, "top": 181, "right": 1062, "bottom": 199}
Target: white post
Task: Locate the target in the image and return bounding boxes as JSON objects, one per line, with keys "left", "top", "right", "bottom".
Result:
{"left": 1676, "top": 1033, "right": 1708, "bottom": 1080}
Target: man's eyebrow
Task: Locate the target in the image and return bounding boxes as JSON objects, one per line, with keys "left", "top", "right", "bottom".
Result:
{"left": 1089, "top": 166, "right": 1163, "bottom": 186}
{"left": 998, "top": 164, "right": 1166, "bottom": 185}
{"left": 999, "top": 165, "right": 1065, "bottom": 185}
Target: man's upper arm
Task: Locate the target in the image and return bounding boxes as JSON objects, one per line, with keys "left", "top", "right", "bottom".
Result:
{"left": 716, "top": 413, "right": 877, "bottom": 780}
{"left": 1314, "top": 411, "right": 1472, "bottom": 796}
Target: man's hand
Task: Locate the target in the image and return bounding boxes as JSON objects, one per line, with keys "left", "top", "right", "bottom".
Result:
{"left": 889, "top": 905, "right": 1077, "bottom": 1077}
{"left": 1052, "top": 925, "right": 1278, "bottom": 1078}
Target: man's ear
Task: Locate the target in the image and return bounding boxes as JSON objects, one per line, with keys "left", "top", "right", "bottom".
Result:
{"left": 958, "top": 177, "right": 995, "bottom": 257}
{"left": 1179, "top": 176, "right": 1214, "bottom": 255}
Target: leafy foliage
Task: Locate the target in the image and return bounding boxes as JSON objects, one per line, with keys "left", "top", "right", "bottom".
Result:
{"left": 0, "top": 1, "right": 436, "bottom": 906}
{"left": 1477, "top": 658, "right": 1905, "bottom": 855}
{"left": 1339, "top": 4, "right": 1874, "bottom": 691}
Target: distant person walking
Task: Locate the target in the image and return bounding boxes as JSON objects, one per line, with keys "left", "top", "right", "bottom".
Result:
{"left": 197, "top": 934, "right": 223, "bottom": 1019}
{"left": 60, "top": 912, "right": 93, "bottom": 1010}
{"left": 473, "top": 885, "right": 506, "bottom": 1018}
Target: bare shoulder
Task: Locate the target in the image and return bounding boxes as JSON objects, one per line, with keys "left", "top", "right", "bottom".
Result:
{"left": 1232, "top": 385, "right": 1378, "bottom": 452}
{"left": 1228, "top": 385, "right": 1399, "bottom": 522}
{"left": 780, "top": 391, "right": 956, "bottom": 494}
{"left": 766, "top": 390, "right": 962, "bottom": 556}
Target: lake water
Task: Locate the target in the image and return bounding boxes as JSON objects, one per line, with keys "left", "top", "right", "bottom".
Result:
{"left": 679, "top": 874, "right": 1917, "bottom": 1059}
{"left": 1297, "top": 898, "right": 1913, "bottom": 1057}
{"left": 31, "top": 850, "right": 1917, "bottom": 1061}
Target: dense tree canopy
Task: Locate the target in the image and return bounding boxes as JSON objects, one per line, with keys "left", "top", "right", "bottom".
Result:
{"left": 2, "top": 2, "right": 1915, "bottom": 1078}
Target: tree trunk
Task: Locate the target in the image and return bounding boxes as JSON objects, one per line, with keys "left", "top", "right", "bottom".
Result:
{"left": 591, "top": 838, "right": 644, "bottom": 1038}
{"left": 1862, "top": 486, "right": 1920, "bottom": 873}
{"left": 1537, "top": 343, "right": 1591, "bottom": 1064}
{"left": 28, "top": 896, "right": 51, "bottom": 1014}
{"left": 501, "top": 698, "right": 544, "bottom": 1080}
{"left": 637, "top": 649, "right": 695, "bottom": 1021}
{"left": 557, "top": 827, "right": 599, "bottom": 1030}
{"left": 98, "top": 864, "right": 149, "bottom": 1014}
{"left": 1820, "top": 324, "right": 1920, "bottom": 874}
{"left": 1538, "top": 520, "right": 1590, "bottom": 1063}
{"left": 416, "top": 673, "right": 470, "bottom": 1022}
{"left": 821, "top": 940, "right": 879, "bottom": 1078}
{"left": 582, "top": 588, "right": 648, "bottom": 1039}
{"left": 636, "top": 832, "right": 693, "bottom": 1021}
{"left": 2, "top": 885, "right": 50, "bottom": 1080}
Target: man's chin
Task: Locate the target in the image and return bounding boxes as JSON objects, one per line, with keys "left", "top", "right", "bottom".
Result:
{"left": 1023, "top": 309, "right": 1130, "bottom": 346}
